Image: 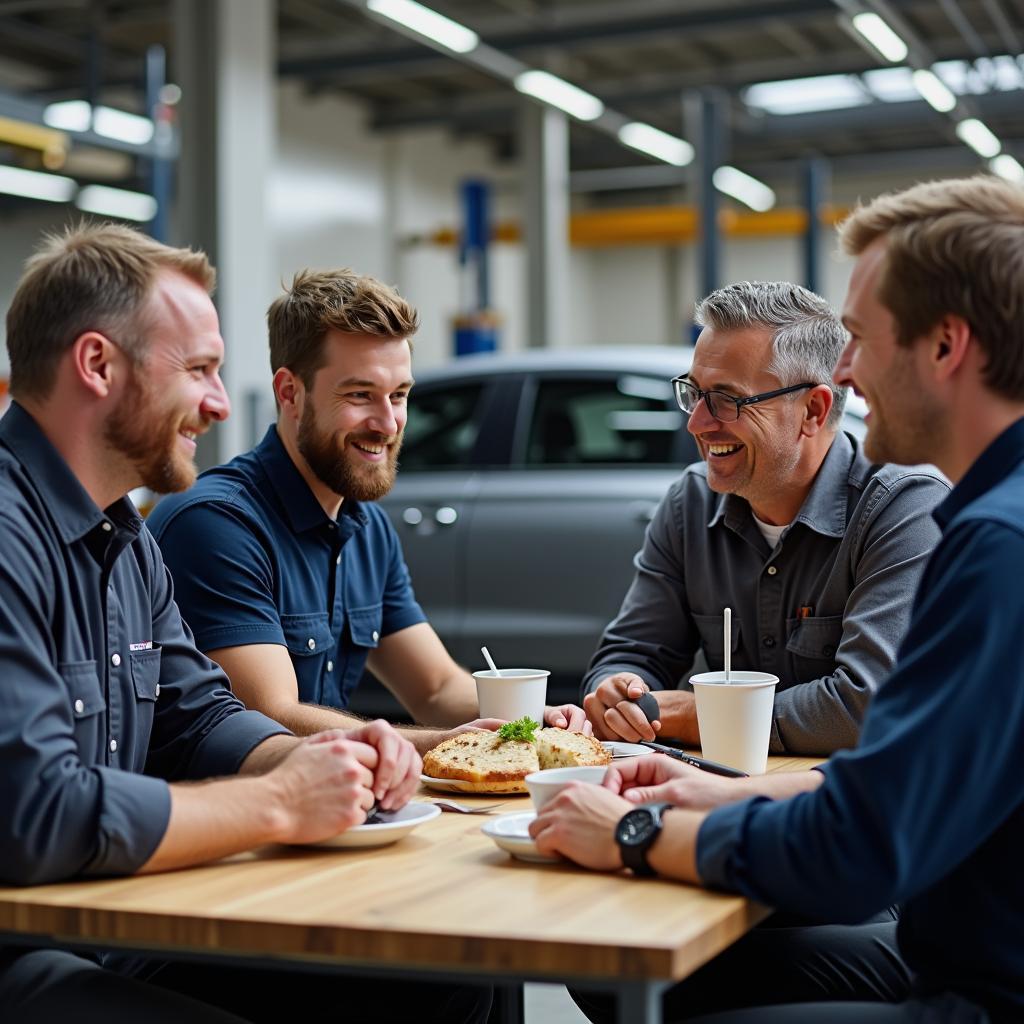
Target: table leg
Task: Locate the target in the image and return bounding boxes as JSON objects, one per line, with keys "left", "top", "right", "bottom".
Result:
{"left": 616, "top": 980, "right": 664, "bottom": 1024}
{"left": 488, "top": 981, "right": 524, "bottom": 1024}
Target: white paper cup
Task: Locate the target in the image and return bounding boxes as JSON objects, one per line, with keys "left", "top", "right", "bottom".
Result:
{"left": 473, "top": 669, "right": 548, "bottom": 725}
{"left": 524, "top": 766, "right": 609, "bottom": 811}
{"left": 691, "top": 671, "right": 779, "bottom": 775}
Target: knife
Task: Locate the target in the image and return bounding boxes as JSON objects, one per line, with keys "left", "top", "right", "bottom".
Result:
{"left": 639, "top": 740, "right": 749, "bottom": 778}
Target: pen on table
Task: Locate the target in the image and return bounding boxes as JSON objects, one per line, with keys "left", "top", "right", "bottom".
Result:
{"left": 639, "top": 740, "right": 749, "bottom": 778}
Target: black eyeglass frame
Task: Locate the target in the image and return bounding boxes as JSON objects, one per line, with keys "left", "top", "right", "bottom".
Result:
{"left": 670, "top": 376, "right": 820, "bottom": 422}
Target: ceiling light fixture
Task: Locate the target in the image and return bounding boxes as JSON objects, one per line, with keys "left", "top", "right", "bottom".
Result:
{"left": 44, "top": 100, "right": 155, "bottom": 145}
{"left": 990, "top": 154, "right": 1024, "bottom": 183}
{"left": 0, "top": 164, "right": 76, "bottom": 203}
{"left": 955, "top": 118, "right": 1002, "bottom": 158}
{"left": 76, "top": 184, "right": 157, "bottom": 222}
{"left": 712, "top": 166, "right": 776, "bottom": 212}
{"left": 743, "top": 74, "right": 868, "bottom": 116}
{"left": 366, "top": 0, "right": 478, "bottom": 53}
{"left": 851, "top": 11, "right": 909, "bottom": 63}
{"left": 514, "top": 70, "right": 605, "bottom": 122}
{"left": 912, "top": 68, "right": 957, "bottom": 112}
{"left": 617, "top": 122, "right": 694, "bottom": 166}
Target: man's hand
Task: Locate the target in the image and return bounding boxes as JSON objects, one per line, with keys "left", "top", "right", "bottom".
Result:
{"left": 341, "top": 720, "right": 422, "bottom": 811}
{"left": 265, "top": 732, "right": 380, "bottom": 844}
{"left": 528, "top": 782, "right": 631, "bottom": 870}
{"left": 583, "top": 673, "right": 662, "bottom": 741}
{"left": 604, "top": 754, "right": 743, "bottom": 810}
{"left": 543, "top": 703, "right": 592, "bottom": 734}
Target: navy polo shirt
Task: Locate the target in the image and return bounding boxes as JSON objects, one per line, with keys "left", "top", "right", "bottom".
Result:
{"left": 148, "top": 426, "right": 426, "bottom": 710}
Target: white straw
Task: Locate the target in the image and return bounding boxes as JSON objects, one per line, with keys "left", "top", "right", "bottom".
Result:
{"left": 481, "top": 646, "right": 502, "bottom": 676}
{"left": 723, "top": 608, "right": 732, "bottom": 683}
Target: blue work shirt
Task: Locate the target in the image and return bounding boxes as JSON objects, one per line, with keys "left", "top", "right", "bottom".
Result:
{"left": 697, "top": 417, "right": 1024, "bottom": 1022}
{"left": 0, "top": 403, "right": 287, "bottom": 886}
{"left": 147, "top": 426, "right": 426, "bottom": 709}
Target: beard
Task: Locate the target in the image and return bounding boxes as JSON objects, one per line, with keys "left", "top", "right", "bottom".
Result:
{"left": 297, "top": 399, "right": 401, "bottom": 502}
{"left": 104, "top": 364, "right": 201, "bottom": 494}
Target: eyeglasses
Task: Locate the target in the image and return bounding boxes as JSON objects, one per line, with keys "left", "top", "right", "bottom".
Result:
{"left": 671, "top": 376, "right": 819, "bottom": 423}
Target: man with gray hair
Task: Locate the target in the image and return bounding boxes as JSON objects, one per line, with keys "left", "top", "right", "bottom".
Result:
{"left": 583, "top": 280, "right": 948, "bottom": 754}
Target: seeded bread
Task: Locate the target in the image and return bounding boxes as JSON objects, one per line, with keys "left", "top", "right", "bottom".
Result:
{"left": 423, "top": 728, "right": 610, "bottom": 793}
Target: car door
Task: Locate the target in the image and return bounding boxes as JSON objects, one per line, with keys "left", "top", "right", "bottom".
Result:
{"left": 461, "top": 370, "right": 697, "bottom": 689}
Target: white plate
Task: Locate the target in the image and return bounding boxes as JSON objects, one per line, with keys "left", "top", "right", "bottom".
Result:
{"left": 602, "top": 741, "right": 650, "bottom": 758}
{"left": 420, "top": 774, "right": 528, "bottom": 796}
{"left": 481, "top": 812, "right": 559, "bottom": 864}
{"left": 310, "top": 801, "right": 441, "bottom": 849}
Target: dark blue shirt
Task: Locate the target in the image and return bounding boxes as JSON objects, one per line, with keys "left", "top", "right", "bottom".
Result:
{"left": 698, "top": 417, "right": 1024, "bottom": 1021}
{"left": 147, "top": 426, "right": 426, "bottom": 709}
{"left": 0, "top": 403, "right": 287, "bottom": 886}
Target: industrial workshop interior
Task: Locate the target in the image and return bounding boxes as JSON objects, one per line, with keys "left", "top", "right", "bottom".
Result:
{"left": 1, "top": 2, "right": 1023, "bottom": 1024}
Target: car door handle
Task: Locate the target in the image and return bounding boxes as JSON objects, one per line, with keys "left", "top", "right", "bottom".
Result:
{"left": 435, "top": 506, "right": 458, "bottom": 526}
{"left": 630, "top": 501, "right": 657, "bottom": 524}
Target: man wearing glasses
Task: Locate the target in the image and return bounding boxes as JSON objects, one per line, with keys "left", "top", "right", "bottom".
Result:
{"left": 583, "top": 280, "right": 948, "bottom": 755}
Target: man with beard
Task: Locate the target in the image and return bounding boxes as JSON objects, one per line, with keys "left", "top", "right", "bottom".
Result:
{"left": 583, "top": 280, "right": 948, "bottom": 754}
{"left": 534, "top": 176, "right": 1024, "bottom": 1023}
{"left": 0, "top": 224, "right": 491, "bottom": 1023}
{"left": 148, "top": 269, "right": 587, "bottom": 752}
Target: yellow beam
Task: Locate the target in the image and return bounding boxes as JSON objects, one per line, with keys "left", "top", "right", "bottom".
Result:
{"left": 0, "top": 116, "right": 68, "bottom": 166}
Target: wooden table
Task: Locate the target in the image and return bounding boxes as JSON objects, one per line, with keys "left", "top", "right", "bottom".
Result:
{"left": 0, "top": 755, "right": 820, "bottom": 1024}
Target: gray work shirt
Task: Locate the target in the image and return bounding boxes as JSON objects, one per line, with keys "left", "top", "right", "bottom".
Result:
{"left": 583, "top": 431, "right": 949, "bottom": 754}
{"left": 0, "top": 403, "right": 288, "bottom": 885}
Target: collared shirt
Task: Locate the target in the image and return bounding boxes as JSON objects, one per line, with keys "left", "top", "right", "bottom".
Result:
{"left": 147, "top": 426, "right": 426, "bottom": 709}
{"left": 583, "top": 432, "right": 949, "bottom": 753}
{"left": 0, "top": 403, "right": 286, "bottom": 886}
{"left": 697, "top": 417, "right": 1024, "bottom": 1022}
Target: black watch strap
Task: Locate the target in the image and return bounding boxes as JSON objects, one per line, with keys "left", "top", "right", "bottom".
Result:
{"left": 616, "top": 801, "right": 673, "bottom": 877}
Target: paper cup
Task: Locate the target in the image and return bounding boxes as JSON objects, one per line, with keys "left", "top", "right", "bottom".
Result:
{"left": 473, "top": 669, "right": 548, "bottom": 725}
{"left": 524, "top": 766, "right": 609, "bottom": 811}
{"left": 691, "top": 671, "right": 778, "bottom": 775}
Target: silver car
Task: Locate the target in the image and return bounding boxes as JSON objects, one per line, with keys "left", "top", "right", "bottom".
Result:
{"left": 351, "top": 346, "right": 864, "bottom": 716}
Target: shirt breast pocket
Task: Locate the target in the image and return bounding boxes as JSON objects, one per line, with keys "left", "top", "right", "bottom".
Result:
{"left": 339, "top": 603, "right": 383, "bottom": 708}
{"left": 61, "top": 661, "right": 104, "bottom": 759}
{"left": 281, "top": 612, "right": 333, "bottom": 704}
{"left": 691, "top": 612, "right": 741, "bottom": 672}
{"left": 785, "top": 614, "right": 844, "bottom": 677}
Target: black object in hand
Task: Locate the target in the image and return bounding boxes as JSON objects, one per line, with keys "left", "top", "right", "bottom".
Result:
{"left": 629, "top": 690, "right": 661, "bottom": 723}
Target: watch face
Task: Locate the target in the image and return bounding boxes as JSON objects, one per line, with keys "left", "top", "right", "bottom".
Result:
{"left": 617, "top": 809, "right": 656, "bottom": 847}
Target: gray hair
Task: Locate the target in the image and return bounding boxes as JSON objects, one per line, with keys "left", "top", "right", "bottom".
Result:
{"left": 694, "top": 281, "right": 848, "bottom": 427}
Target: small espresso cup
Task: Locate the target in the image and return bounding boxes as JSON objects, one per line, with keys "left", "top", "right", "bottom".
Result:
{"left": 524, "top": 766, "right": 609, "bottom": 811}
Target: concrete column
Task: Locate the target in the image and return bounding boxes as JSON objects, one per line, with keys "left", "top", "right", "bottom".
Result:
{"left": 173, "top": 0, "right": 276, "bottom": 466}
{"left": 520, "top": 101, "right": 570, "bottom": 348}
{"left": 802, "top": 157, "right": 830, "bottom": 295}
{"left": 685, "top": 89, "right": 727, "bottom": 302}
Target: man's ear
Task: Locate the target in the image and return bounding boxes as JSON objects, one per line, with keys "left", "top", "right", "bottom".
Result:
{"left": 801, "top": 384, "right": 834, "bottom": 437}
{"left": 930, "top": 314, "right": 972, "bottom": 383}
{"left": 273, "top": 367, "right": 303, "bottom": 422}
{"left": 71, "top": 332, "right": 121, "bottom": 398}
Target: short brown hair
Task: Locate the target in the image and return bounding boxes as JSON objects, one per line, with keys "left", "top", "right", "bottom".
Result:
{"left": 6, "top": 221, "right": 215, "bottom": 400}
{"left": 838, "top": 176, "right": 1024, "bottom": 401}
{"left": 267, "top": 268, "right": 419, "bottom": 387}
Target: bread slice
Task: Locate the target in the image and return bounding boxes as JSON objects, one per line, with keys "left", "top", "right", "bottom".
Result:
{"left": 423, "top": 727, "right": 610, "bottom": 792}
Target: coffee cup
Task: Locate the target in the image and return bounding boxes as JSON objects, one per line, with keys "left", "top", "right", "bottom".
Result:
{"left": 690, "top": 670, "right": 779, "bottom": 775}
{"left": 473, "top": 668, "right": 548, "bottom": 725}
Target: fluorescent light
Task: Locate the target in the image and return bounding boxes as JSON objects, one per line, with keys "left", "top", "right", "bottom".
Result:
{"left": 514, "top": 70, "right": 604, "bottom": 121}
{"left": 43, "top": 99, "right": 91, "bottom": 132}
{"left": 712, "top": 166, "right": 776, "bottom": 212}
{"left": 862, "top": 67, "right": 917, "bottom": 103}
{"left": 990, "top": 154, "right": 1024, "bottom": 183}
{"left": 852, "top": 12, "right": 909, "bottom": 63}
{"left": 956, "top": 118, "right": 1001, "bottom": 158}
{"left": 0, "top": 164, "right": 75, "bottom": 202}
{"left": 93, "top": 106, "right": 154, "bottom": 145}
{"left": 76, "top": 184, "right": 157, "bottom": 222}
{"left": 912, "top": 68, "right": 956, "bottom": 112}
{"left": 366, "top": 0, "right": 478, "bottom": 53}
{"left": 743, "top": 74, "right": 868, "bottom": 115}
{"left": 617, "top": 122, "right": 694, "bottom": 166}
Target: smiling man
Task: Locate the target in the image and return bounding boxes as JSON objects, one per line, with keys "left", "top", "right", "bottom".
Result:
{"left": 583, "top": 281, "right": 948, "bottom": 754}
{"left": 148, "top": 269, "right": 586, "bottom": 752}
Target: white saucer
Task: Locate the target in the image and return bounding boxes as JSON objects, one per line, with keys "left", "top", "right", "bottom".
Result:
{"left": 602, "top": 741, "right": 650, "bottom": 758}
{"left": 481, "top": 811, "right": 559, "bottom": 863}
{"left": 420, "top": 774, "right": 527, "bottom": 796}
{"left": 310, "top": 801, "right": 441, "bottom": 849}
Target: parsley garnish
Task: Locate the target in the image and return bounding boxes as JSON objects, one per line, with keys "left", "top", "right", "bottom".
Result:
{"left": 497, "top": 716, "right": 540, "bottom": 743}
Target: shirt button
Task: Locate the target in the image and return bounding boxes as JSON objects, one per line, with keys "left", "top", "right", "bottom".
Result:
{"left": 307, "top": 638, "right": 316, "bottom": 650}
{"left": 155, "top": 684, "right": 161, "bottom": 698}
{"left": 761, "top": 635, "right": 776, "bottom": 648}
{"left": 109, "top": 739, "right": 118, "bottom": 753}
{"left": 336, "top": 555, "right": 342, "bottom": 566}
{"left": 327, "top": 660, "right": 334, "bottom": 672}
{"left": 767, "top": 565, "right": 778, "bottom": 576}
{"left": 372, "top": 630, "right": 380, "bottom": 642}
{"left": 111, "top": 653, "right": 121, "bottom": 666}
{"left": 101, "top": 521, "right": 112, "bottom": 532}
{"left": 74, "top": 699, "right": 85, "bottom": 714}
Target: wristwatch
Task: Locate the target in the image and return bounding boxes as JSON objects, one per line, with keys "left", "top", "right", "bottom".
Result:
{"left": 615, "top": 801, "right": 673, "bottom": 877}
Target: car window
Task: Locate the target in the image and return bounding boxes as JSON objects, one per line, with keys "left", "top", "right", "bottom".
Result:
{"left": 399, "top": 382, "right": 486, "bottom": 471}
{"left": 524, "top": 375, "right": 683, "bottom": 467}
